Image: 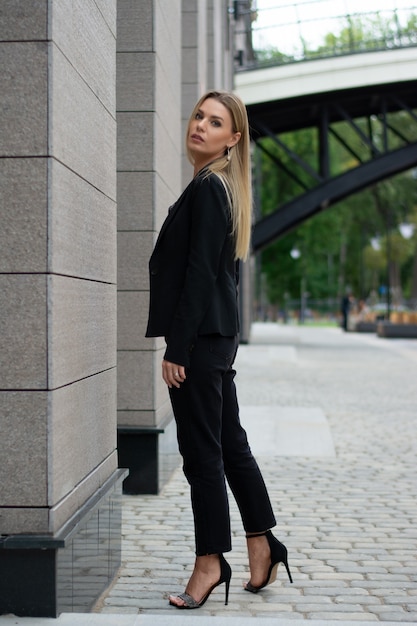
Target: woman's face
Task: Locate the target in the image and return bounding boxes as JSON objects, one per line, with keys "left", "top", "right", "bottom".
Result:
{"left": 187, "top": 97, "right": 241, "bottom": 171}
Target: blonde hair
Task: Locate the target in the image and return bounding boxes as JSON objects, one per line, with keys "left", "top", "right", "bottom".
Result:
{"left": 186, "top": 90, "right": 252, "bottom": 261}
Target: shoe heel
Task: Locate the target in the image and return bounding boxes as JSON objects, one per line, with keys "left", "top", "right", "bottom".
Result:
{"left": 283, "top": 558, "right": 293, "bottom": 583}
{"left": 219, "top": 554, "right": 232, "bottom": 605}
{"left": 267, "top": 531, "right": 293, "bottom": 584}
{"left": 224, "top": 578, "right": 230, "bottom": 605}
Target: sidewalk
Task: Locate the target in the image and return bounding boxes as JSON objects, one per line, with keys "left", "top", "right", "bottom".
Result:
{"left": 2, "top": 323, "right": 416, "bottom": 625}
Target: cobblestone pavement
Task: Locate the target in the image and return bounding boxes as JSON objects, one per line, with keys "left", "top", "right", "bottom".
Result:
{"left": 97, "top": 323, "right": 417, "bottom": 621}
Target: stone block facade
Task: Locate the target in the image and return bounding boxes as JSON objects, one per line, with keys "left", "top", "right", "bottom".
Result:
{"left": 0, "top": 0, "right": 124, "bottom": 617}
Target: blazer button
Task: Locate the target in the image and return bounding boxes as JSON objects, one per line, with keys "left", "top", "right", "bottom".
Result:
{"left": 150, "top": 268, "right": 158, "bottom": 275}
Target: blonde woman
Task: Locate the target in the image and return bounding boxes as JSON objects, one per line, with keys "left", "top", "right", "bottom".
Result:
{"left": 146, "top": 91, "right": 292, "bottom": 609}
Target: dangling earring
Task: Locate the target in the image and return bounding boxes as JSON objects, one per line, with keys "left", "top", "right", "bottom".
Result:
{"left": 226, "top": 146, "right": 231, "bottom": 161}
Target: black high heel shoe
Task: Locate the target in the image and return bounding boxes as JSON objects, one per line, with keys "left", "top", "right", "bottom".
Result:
{"left": 245, "top": 530, "right": 293, "bottom": 593}
{"left": 169, "top": 554, "right": 232, "bottom": 609}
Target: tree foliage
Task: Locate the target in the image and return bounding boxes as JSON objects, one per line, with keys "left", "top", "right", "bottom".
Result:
{"left": 254, "top": 10, "right": 417, "bottom": 66}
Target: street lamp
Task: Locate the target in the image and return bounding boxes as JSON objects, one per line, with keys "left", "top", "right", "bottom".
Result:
{"left": 370, "top": 237, "right": 381, "bottom": 251}
{"left": 290, "top": 248, "right": 306, "bottom": 324}
{"left": 399, "top": 222, "right": 415, "bottom": 240}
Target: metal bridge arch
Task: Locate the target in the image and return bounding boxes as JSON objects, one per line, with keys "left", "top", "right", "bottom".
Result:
{"left": 235, "top": 51, "right": 417, "bottom": 252}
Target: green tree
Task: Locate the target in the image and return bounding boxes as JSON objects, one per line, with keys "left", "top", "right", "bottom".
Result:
{"left": 254, "top": 112, "right": 417, "bottom": 313}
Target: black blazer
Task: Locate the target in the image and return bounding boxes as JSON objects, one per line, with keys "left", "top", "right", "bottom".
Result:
{"left": 145, "top": 169, "right": 239, "bottom": 367}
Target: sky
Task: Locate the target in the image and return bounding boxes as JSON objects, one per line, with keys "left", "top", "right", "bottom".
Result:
{"left": 251, "top": 0, "right": 417, "bottom": 54}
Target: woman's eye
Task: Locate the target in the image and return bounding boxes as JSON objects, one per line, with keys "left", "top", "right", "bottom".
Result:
{"left": 211, "top": 120, "right": 221, "bottom": 127}
{"left": 195, "top": 112, "right": 203, "bottom": 119}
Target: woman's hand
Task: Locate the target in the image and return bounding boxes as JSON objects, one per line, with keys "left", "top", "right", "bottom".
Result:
{"left": 162, "top": 360, "right": 186, "bottom": 389}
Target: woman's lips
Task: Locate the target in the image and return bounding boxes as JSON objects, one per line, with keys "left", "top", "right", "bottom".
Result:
{"left": 191, "top": 134, "right": 204, "bottom": 142}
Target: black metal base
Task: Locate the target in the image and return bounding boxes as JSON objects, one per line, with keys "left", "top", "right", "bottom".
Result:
{"left": 0, "top": 469, "right": 127, "bottom": 618}
{"left": 355, "top": 321, "right": 377, "bottom": 333}
{"left": 117, "top": 417, "right": 180, "bottom": 495}
{"left": 377, "top": 322, "right": 417, "bottom": 338}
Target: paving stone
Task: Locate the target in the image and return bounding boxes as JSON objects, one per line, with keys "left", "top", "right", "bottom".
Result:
{"left": 306, "top": 613, "right": 379, "bottom": 620}
{"left": 96, "top": 324, "right": 417, "bottom": 621}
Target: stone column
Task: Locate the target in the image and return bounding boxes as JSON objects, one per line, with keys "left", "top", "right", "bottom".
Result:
{"left": 0, "top": 0, "right": 124, "bottom": 617}
{"left": 116, "top": 0, "right": 183, "bottom": 494}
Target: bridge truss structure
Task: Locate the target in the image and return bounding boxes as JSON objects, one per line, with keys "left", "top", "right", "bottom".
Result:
{"left": 247, "top": 78, "right": 417, "bottom": 252}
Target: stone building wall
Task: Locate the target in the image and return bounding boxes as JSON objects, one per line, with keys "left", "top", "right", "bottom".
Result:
{"left": 0, "top": 0, "right": 119, "bottom": 537}
{"left": 0, "top": 0, "right": 124, "bottom": 617}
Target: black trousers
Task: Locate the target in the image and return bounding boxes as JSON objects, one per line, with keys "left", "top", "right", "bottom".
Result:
{"left": 169, "top": 335, "right": 276, "bottom": 556}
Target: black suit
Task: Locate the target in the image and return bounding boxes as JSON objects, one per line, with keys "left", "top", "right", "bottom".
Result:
{"left": 146, "top": 169, "right": 276, "bottom": 555}
{"left": 146, "top": 169, "right": 239, "bottom": 367}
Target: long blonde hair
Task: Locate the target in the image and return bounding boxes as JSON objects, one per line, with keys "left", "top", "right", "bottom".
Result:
{"left": 186, "top": 90, "right": 252, "bottom": 261}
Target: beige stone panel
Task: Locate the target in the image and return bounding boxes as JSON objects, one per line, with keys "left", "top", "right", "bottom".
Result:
{"left": 0, "top": 391, "right": 48, "bottom": 510}
{"left": 182, "top": 8, "right": 198, "bottom": 48}
{"left": 142, "top": 335, "right": 165, "bottom": 351}
{"left": 155, "top": 335, "right": 165, "bottom": 350}
{"left": 117, "top": 231, "right": 153, "bottom": 291}
{"left": 0, "top": 275, "right": 47, "bottom": 390}
{"left": 118, "top": 345, "right": 169, "bottom": 421}
{"left": 117, "top": 52, "right": 154, "bottom": 111}
{"left": 154, "top": 347, "right": 170, "bottom": 415}
{"left": 49, "top": 159, "right": 116, "bottom": 283}
{"left": 0, "top": 0, "right": 47, "bottom": 40}
{"left": 117, "top": 410, "right": 155, "bottom": 427}
{"left": 117, "top": 112, "right": 153, "bottom": 171}
{"left": 0, "top": 42, "right": 48, "bottom": 156}
{"left": 183, "top": 0, "right": 198, "bottom": 11}
{"left": 117, "top": 0, "right": 153, "bottom": 52}
{"left": 154, "top": 173, "right": 178, "bottom": 232}
{"left": 182, "top": 47, "right": 199, "bottom": 83}
{"left": 48, "top": 369, "right": 116, "bottom": 506}
{"left": 117, "top": 171, "right": 153, "bottom": 231}
{"left": 158, "top": 398, "right": 174, "bottom": 431}
{"left": 181, "top": 118, "right": 190, "bottom": 140}
{"left": 182, "top": 92, "right": 197, "bottom": 189}
{"left": 51, "top": 0, "right": 116, "bottom": 114}
{"left": 49, "top": 44, "right": 116, "bottom": 200}
{"left": 0, "top": 158, "right": 47, "bottom": 273}
{"left": 117, "top": 350, "right": 155, "bottom": 411}
{"left": 118, "top": 291, "right": 151, "bottom": 351}
{"left": 94, "top": 0, "right": 117, "bottom": 36}
{"left": 156, "top": 0, "right": 181, "bottom": 44}
{"left": 154, "top": 113, "right": 181, "bottom": 204}
{"left": 155, "top": 0, "right": 181, "bottom": 108}
{"left": 48, "top": 276, "right": 116, "bottom": 390}
{"left": 0, "top": 508, "right": 49, "bottom": 536}
{"left": 117, "top": 397, "right": 171, "bottom": 428}
{"left": 182, "top": 83, "right": 199, "bottom": 119}
{"left": 154, "top": 3, "right": 181, "bottom": 177}
{"left": 156, "top": 397, "right": 174, "bottom": 428}
{"left": 49, "top": 452, "right": 118, "bottom": 534}
{"left": 0, "top": 454, "right": 119, "bottom": 535}
{"left": 182, "top": 152, "right": 194, "bottom": 191}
